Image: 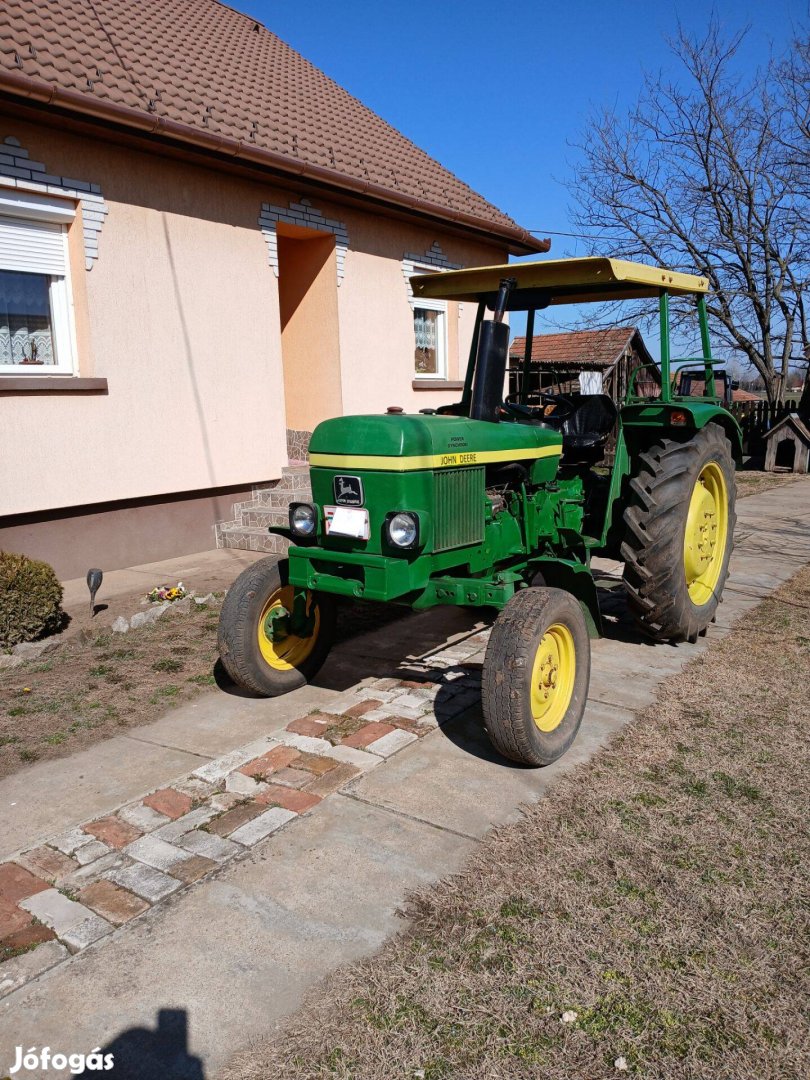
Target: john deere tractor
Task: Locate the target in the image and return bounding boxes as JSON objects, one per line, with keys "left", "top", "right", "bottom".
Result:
{"left": 218, "top": 258, "right": 740, "bottom": 767}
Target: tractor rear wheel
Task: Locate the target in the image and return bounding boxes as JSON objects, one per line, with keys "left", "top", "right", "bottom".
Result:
{"left": 621, "top": 424, "right": 736, "bottom": 642}
{"left": 218, "top": 557, "right": 335, "bottom": 695}
{"left": 482, "top": 587, "right": 590, "bottom": 766}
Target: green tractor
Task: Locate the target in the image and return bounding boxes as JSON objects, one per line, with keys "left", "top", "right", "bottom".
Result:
{"left": 218, "top": 258, "right": 740, "bottom": 766}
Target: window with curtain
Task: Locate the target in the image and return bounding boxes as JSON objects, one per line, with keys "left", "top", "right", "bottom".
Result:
{"left": 0, "top": 269, "right": 56, "bottom": 366}
{"left": 413, "top": 303, "right": 447, "bottom": 378}
{"left": 0, "top": 194, "right": 76, "bottom": 375}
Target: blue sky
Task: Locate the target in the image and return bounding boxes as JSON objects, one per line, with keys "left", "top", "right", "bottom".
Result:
{"left": 238, "top": 0, "right": 804, "bottom": 257}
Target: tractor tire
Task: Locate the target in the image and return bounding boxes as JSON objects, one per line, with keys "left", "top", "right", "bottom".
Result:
{"left": 482, "top": 587, "right": 590, "bottom": 767}
{"left": 621, "top": 424, "right": 736, "bottom": 643}
{"left": 218, "top": 557, "right": 335, "bottom": 696}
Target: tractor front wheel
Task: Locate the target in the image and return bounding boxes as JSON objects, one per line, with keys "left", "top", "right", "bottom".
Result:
{"left": 218, "top": 557, "right": 335, "bottom": 696}
{"left": 482, "top": 587, "right": 591, "bottom": 766}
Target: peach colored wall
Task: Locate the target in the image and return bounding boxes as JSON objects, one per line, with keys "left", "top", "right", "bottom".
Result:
{"left": 333, "top": 214, "right": 505, "bottom": 416}
{"left": 277, "top": 229, "right": 342, "bottom": 430}
{"left": 0, "top": 113, "right": 507, "bottom": 520}
{"left": 0, "top": 113, "right": 290, "bottom": 517}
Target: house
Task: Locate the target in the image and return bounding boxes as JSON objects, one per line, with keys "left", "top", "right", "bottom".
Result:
{"left": 0, "top": 0, "right": 547, "bottom": 578}
{"left": 507, "top": 327, "right": 659, "bottom": 403}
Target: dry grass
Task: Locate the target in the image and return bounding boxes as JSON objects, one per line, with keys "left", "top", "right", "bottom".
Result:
{"left": 0, "top": 598, "right": 225, "bottom": 777}
{"left": 224, "top": 569, "right": 810, "bottom": 1080}
{"left": 735, "top": 469, "right": 807, "bottom": 498}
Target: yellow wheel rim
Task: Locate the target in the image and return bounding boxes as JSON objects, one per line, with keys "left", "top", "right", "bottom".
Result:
{"left": 257, "top": 585, "right": 320, "bottom": 671}
{"left": 684, "top": 461, "right": 729, "bottom": 606}
{"left": 530, "top": 622, "right": 576, "bottom": 732}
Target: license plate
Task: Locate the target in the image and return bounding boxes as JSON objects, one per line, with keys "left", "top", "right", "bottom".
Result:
{"left": 324, "top": 506, "right": 370, "bottom": 540}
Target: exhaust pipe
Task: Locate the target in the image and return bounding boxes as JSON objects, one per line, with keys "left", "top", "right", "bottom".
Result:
{"left": 470, "top": 277, "right": 515, "bottom": 423}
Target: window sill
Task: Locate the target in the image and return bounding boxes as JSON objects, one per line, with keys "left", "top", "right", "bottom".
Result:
{"left": 412, "top": 380, "right": 464, "bottom": 391}
{"left": 0, "top": 377, "right": 108, "bottom": 394}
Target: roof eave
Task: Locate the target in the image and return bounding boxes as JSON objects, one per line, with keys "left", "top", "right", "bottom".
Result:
{"left": 0, "top": 70, "right": 548, "bottom": 256}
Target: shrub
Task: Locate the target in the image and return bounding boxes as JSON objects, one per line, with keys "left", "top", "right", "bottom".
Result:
{"left": 0, "top": 551, "right": 63, "bottom": 648}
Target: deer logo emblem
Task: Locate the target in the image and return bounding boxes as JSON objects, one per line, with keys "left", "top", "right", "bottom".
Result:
{"left": 333, "top": 475, "right": 364, "bottom": 506}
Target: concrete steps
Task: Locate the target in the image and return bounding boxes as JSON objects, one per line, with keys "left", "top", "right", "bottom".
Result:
{"left": 215, "top": 464, "right": 312, "bottom": 553}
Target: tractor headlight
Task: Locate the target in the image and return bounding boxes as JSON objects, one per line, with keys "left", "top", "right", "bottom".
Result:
{"left": 386, "top": 511, "right": 419, "bottom": 549}
{"left": 289, "top": 502, "right": 317, "bottom": 537}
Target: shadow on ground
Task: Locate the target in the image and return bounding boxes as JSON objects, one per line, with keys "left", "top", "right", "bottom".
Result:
{"left": 214, "top": 599, "right": 412, "bottom": 697}
{"left": 430, "top": 671, "right": 537, "bottom": 769}
{"left": 77, "top": 1008, "right": 204, "bottom": 1079}
{"left": 213, "top": 575, "right": 655, "bottom": 760}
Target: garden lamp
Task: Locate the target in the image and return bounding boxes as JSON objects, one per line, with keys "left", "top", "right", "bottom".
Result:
{"left": 87, "top": 568, "right": 103, "bottom": 616}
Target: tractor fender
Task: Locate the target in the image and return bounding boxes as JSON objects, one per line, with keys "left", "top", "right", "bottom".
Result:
{"left": 622, "top": 402, "right": 743, "bottom": 465}
{"left": 526, "top": 558, "right": 603, "bottom": 639}
{"left": 704, "top": 412, "right": 744, "bottom": 465}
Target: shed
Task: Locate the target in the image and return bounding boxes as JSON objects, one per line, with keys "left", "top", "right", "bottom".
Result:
{"left": 508, "top": 327, "right": 659, "bottom": 404}
{"left": 763, "top": 413, "right": 810, "bottom": 474}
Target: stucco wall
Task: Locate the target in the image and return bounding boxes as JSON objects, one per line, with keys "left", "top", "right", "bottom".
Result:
{"left": 0, "top": 112, "right": 507, "bottom": 520}
{"left": 335, "top": 215, "right": 497, "bottom": 418}
{"left": 0, "top": 114, "right": 291, "bottom": 518}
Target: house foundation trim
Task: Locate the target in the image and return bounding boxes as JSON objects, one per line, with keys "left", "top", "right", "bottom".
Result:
{"left": 0, "top": 481, "right": 272, "bottom": 580}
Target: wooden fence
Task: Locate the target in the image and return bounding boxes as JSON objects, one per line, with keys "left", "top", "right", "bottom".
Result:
{"left": 728, "top": 400, "right": 793, "bottom": 458}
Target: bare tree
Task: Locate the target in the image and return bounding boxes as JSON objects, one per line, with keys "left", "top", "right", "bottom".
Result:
{"left": 568, "top": 23, "right": 809, "bottom": 405}
{"left": 777, "top": 29, "right": 810, "bottom": 412}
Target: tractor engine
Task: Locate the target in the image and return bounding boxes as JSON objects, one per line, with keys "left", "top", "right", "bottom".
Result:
{"left": 282, "top": 412, "right": 568, "bottom": 604}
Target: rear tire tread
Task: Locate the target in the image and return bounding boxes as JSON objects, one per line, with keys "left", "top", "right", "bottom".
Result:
{"left": 621, "top": 426, "right": 736, "bottom": 642}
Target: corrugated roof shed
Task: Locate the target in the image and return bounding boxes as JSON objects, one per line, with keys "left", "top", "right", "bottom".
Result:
{"left": 0, "top": 0, "right": 546, "bottom": 253}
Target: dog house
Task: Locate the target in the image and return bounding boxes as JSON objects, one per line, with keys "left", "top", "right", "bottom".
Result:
{"left": 763, "top": 413, "right": 810, "bottom": 474}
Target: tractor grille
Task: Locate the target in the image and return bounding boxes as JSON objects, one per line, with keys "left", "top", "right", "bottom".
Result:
{"left": 433, "top": 467, "right": 485, "bottom": 552}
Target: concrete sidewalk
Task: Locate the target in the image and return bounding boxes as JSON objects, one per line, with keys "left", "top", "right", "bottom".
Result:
{"left": 0, "top": 481, "right": 808, "bottom": 1079}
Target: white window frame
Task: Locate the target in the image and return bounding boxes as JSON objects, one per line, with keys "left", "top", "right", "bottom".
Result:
{"left": 0, "top": 191, "right": 79, "bottom": 376}
{"left": 411, "top": 264, "right": 448, "bottom": 381}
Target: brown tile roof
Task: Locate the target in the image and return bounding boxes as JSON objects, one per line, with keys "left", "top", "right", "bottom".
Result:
{"left": 509, "top": 327, "right": 643, "bottom": 368}
{"left": 0, "top": 0, "right": 545, "bottom": 253}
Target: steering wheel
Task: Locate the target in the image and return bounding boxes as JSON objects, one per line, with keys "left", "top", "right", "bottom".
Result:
{"left": 501, "top": 392, "right": 577, "bottom": 424}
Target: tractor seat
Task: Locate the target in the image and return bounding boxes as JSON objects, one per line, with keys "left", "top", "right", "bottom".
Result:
{"left": 561, "top": 394, "right": 618, "bottom": 458}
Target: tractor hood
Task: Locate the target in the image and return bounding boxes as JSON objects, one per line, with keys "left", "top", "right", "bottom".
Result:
{"left": 308, "top": 413, "right": 561, "bottom": 470}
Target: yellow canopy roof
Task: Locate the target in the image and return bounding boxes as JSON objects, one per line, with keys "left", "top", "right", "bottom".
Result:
{"left": 410, "top": 257, "right": 708, "bottom": 305}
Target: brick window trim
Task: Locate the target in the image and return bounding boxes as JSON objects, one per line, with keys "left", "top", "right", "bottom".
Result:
{"left": 259, "top": 197, "right": 348, "bottom": 283}
{"left": 0, "top": 135, "right": 108, "bottom": 272}
{"left": 401, "top": 243, "right": 461, "bottom": 307}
